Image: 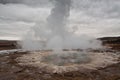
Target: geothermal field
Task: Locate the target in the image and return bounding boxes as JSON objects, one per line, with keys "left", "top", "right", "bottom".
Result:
{"left": 0, "top": 39, "right": 120, "bottom": 80}
{"left": 0, "top": 0, "right": 120, "bottom": 80}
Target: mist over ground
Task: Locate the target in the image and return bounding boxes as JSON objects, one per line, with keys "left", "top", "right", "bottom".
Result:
{"left": 19, "top": 0, "right": 102, "bottom": 50}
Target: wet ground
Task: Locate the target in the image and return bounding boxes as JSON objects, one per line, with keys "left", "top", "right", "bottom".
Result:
{"left": 0, "top": 50, "right": 120, "bottom": 80}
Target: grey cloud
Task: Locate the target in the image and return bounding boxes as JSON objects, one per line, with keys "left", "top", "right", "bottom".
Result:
{"left": 73, "top": 0, "right": 120, "bottom": 19}
{"left": 0, "top": 0, "right": 50, "bottom": 7}
{"left": 0, "top": 0, "right": 21, "bottom": 4}
{"left": 0, "top": 0, "right": 120, "bottom": 39}
{"left": 0, "top": 4, "right": 50, "bottom": 23}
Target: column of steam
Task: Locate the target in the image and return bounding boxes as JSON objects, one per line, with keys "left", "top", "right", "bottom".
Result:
{"left": 21, "top": 0, "right": 72, "bottom": 50}
{"left": 47, "top": 0, "right": 71, "bottom": 39}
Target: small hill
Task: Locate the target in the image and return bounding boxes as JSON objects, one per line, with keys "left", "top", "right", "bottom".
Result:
{"left": 0, "top": 40, "right": 17, "bottom": 50}
{"left": 98, "top": 36, "right": 120, "bottom": 50}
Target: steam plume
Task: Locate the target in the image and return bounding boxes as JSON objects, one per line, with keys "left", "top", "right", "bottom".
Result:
{"left": 47, "top": 0, "right": 71, "bottom": 36}
{"left": 21, "top": 0, "right": 102, "bottom": 50}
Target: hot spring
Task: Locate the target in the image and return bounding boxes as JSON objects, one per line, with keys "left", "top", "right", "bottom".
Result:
{"left": 40, "top": 51, "right": 91, "bottom": 66}
{"left": 16, "top": 0, "right": 120, "bottom": 74}
{"left": 16, "top": 50, "right": 119, "bottom": 73}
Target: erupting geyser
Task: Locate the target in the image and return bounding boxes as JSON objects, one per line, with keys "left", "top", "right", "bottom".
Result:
{"left": 21, "top": 0, "right": 102, "bottom": 50}
{"left": 18, "top": 0, "right": 107, "bottom": 73}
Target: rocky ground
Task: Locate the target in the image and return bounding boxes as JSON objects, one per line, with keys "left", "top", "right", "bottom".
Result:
{"left": 0, "top": 37, "right": 120, "bottom": 80}
{"left": 0, "top": 50, "right": 120, "bottom": 80}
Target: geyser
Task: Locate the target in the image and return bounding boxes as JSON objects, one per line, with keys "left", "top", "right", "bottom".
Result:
{"left": 41, "top": 51, "right": 91, "bottom": 66}
{"left": 21, "top": 0, "right": 102, "bottom": 50}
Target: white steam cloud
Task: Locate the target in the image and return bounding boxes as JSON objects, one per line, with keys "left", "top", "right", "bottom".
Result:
{"left": 21, "top": 0, "right": 102, "bottom": 50}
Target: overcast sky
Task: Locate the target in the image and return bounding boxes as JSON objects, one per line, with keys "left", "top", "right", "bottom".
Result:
{"left": 0, "top": 0, "right": 120, "bottom": 40}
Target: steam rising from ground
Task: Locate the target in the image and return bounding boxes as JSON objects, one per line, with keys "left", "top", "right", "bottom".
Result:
{"left": 41, "top": 51, "right": 91, "bottom": 66}
{"left": 21, "top": 0, "right": 102, "bottom": 50}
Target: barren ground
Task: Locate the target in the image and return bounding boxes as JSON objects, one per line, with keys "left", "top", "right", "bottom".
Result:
{"left": 0, "top": 51, "right": 120, "bottom": 80}
{"left": 0, "top": 37, "right": 120, "bottom": 80}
